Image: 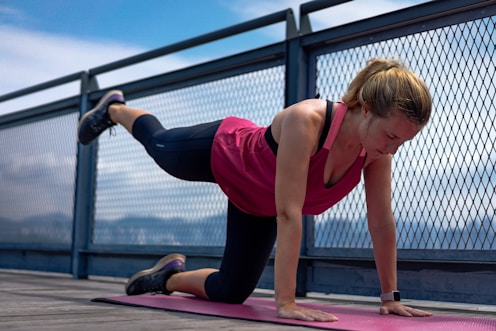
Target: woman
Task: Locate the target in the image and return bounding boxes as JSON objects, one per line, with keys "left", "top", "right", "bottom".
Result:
{"left": 78, "top": 59, "right": 433, "bottom": 322}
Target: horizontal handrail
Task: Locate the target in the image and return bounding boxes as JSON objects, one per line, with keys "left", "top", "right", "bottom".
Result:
{"left": 0, "top": 71, "right": 85, "bottom": 103}
{"left": 0, "top": 9, "right": 294, "bottom": 106}
{"left": 89, "top": 9, "right": 294, "bottom": 76}
{"left": 300, "top": 0, "right": 351, "bottom": 16}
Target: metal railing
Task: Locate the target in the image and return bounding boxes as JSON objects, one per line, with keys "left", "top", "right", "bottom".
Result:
{"left": 1, "top": 0, "right": 495, "bottom": 305}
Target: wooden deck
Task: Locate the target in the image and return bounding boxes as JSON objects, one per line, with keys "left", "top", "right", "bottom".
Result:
{"left": 1, "top": 269, "right": 494, "bottom": 330}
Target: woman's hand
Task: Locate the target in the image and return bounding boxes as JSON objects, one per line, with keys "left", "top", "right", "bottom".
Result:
{"left": 277, "top": 302, "right": 338, "bottom": 322}
{"left": 380, "top": 301, "right": 432, "bottom": 317}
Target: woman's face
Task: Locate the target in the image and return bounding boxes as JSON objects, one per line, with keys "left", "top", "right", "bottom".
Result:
{"left": 359, "top": 108, "right": 421, "bottom": 158}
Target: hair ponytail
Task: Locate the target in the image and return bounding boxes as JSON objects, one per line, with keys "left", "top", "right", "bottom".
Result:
{"left": 342, "top": 59, "right": 432, "bottom": 125}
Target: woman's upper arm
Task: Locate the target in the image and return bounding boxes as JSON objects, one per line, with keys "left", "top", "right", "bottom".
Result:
{"left": 274, "top": 100, "right": 323, "bottom": 218}
{"left": 363, "top": 155, "right": 395, "bottom": 224}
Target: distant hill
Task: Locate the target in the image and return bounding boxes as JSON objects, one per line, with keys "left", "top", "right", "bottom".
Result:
{"left": 0, "top": 213, "right": 494, "bottom": 250}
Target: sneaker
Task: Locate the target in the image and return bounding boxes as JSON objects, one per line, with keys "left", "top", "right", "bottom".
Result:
{"left": 125, "top": 253, "right": 186, "bottom": 296}
{"left": 77, "top": 90, "right": 125, "bottom": 145}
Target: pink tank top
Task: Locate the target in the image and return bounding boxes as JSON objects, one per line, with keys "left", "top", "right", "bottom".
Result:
{"left": 211, "top": 102, "right": 366, "bottom": 216}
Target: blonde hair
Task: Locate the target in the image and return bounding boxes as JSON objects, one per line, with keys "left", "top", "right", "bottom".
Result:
{"left": 342, "top": 59, "right": 432, "bottom": 125}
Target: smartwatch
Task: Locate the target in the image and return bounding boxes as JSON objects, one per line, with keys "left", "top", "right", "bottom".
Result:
{"left": 380, "top": 291, "right": 401, "bottom": 302}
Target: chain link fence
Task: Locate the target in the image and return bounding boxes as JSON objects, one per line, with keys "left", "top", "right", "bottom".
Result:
{"left": 314, "top": 16, "right": 496, "bottom": 251}
{"left": 93, "top": 66, "right": 285, "bottom": 245}
{"left": 0, "top": 113, "right": 78, "bottom": 245}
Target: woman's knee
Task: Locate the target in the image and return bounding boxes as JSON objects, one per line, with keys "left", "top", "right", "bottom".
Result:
{"left": 204, "top": 272, "right": 255, "bottom": 304}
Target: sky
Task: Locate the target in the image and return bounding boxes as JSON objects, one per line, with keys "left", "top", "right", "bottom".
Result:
{"left": 0, "top": 0, "right": 429, "bottom": 115}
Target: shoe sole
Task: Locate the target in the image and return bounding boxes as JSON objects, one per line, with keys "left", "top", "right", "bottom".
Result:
{"left": 125, "top": 253, "right": 186, "bottom": 292}
{"left": 77, "top": 89, "right": 123, "bottom": 134}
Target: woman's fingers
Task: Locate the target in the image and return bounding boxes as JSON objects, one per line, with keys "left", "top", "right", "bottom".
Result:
{"left": 380, "top": 302, "right": 433, "bottom": 317}
{"left": 277, "top": 302, "right": 339, "bottom": 322}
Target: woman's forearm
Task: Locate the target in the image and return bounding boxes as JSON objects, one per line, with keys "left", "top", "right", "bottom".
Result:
{"left": 369, "top": 221, "right": 397, "bottom": 293}
{"left": 274, "top": 214, "right": 302, "bottom": 307}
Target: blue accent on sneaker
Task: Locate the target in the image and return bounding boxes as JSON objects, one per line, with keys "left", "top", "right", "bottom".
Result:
{"left": 125, "top": 254, "right": 186, "bottom": 296}
{"left": 77, "top": 90, "right": 125, "bottom": 145}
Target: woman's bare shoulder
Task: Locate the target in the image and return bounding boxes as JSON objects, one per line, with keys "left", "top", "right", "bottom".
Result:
{"left": 270, "top": 99, "right": 328, "bottom": 143}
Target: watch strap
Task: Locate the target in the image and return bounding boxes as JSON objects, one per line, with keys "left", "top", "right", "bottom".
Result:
{"left": 380, "top": 291, "right": 401, "bottom": 302}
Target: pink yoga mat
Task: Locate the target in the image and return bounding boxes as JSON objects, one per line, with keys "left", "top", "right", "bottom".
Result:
{"left": 93, "top": 295, "right": 496, "bottom": 331}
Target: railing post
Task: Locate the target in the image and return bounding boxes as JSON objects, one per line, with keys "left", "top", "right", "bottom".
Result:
{"left": 284, "top": 8, "right": 312, "bottom": 298}
{"left": 71, "top": 72, "right": 99, "bottom": 279}
{"left": 284, "top": 13, "right": 306, "bottom": 108}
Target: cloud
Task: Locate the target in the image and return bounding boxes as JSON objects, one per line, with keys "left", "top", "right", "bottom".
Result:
{"left": 308, "top": 0, "right": 429, "bottom": 28}
{"left": 223, "top": 0, "right": 430, "bottom": 30}
{"left": 0, "top": 26, "right": 132, "bottom": 89}
{"left": 213, "top": 0, "right": 431, "bottom": 48}
{"left": 0, "top": 25, "right": 196, "bottom": 114}
{"left": 0, "top": 0, "right": 430, "bottom": 115}
{"left": 0, "top": 4, "right": 26, "bottom": 22}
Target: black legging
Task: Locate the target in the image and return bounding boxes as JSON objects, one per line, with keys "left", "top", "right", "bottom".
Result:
{"left": 132, "top": 114, "right": 277, "bottom": 304}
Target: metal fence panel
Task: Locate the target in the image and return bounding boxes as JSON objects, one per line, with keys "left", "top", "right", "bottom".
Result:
{"left": 0, "top": 113, "right": 78, "bottom": 245}
{"left": 313, "top": 16, "right": 496, "bottom": 252}
{"left": 92, "top": 66, "right": 285, "bottom": 246}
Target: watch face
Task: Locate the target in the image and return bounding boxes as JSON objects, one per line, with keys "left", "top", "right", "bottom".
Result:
{"left": 394, "top": 291, "right": 401, "bottom": 301}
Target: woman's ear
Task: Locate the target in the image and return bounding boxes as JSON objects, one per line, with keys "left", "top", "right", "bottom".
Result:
{"left": 361, "top": 104, "right": 370, "bottom": 118}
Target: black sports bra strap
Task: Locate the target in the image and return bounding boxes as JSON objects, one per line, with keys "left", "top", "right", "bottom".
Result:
{"left": 317, "top": 100, "right": 333, "bottom": 151}
{"left": 264, "top": 100, "right": 333, "bottom": 155}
